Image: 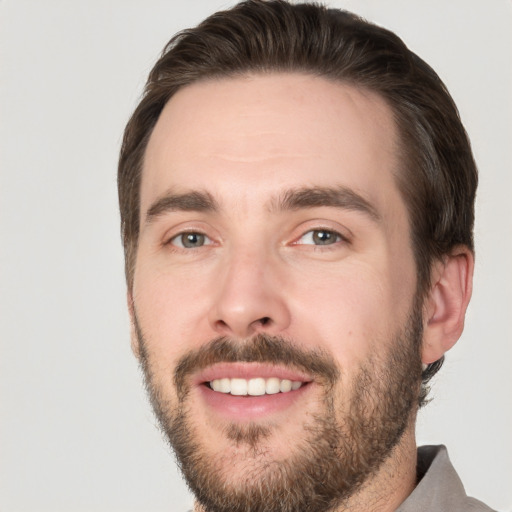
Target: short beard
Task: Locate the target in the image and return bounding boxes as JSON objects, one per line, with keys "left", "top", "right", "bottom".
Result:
{"left": 135, "top": 307, "right": 423, "bottom": 512}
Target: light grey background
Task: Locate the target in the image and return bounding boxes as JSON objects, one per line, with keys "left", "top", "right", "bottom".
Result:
{"left": 1, "top": 1, "right": 510, "bottom": 511}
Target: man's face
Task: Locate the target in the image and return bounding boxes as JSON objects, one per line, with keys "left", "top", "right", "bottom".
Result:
{"left": 132, "top": 74, "right": 423, "bottom": 511}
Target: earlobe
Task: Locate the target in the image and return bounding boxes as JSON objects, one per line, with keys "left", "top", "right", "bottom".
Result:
{"left": 127, "top": 291, "right": 141, "bottom": 360}
{"left": 421, "top": 246, "right": 474, "bottom": 364}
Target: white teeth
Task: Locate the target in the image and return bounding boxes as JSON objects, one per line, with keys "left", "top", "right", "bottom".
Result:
{"left": 209, "top": 377, "right": 304, "bottom": 396}
{"left": 230, "top": 378, "right": 248, "bottom": 396}
{"left": 265, "top": 377, "right": 281, "bottom": 395}
{"left": 291, "top": 381, "right": 302, "bottom": 391}
{"left": 219, "top": 378, "right": 231, "bottom": 393}
{"left": 247, "top": 377, "right": 266, "bottom": 396}
{"left": 280, "top": 379, "right": 292, "bottom": 392}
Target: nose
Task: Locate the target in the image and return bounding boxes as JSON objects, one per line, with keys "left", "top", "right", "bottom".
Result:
{"left": 208, "top": 247, "right": 291, "bottom": 339}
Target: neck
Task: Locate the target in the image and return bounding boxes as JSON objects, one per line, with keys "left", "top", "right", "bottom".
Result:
{"left": 334, "top": 425, "right": 418, "bottom": 512}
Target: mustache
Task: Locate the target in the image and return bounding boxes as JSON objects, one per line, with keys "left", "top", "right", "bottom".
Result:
{"left": 173, "top": 333, "right": 340, "bottom": 398}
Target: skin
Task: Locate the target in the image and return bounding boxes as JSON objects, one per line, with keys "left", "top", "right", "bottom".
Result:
{"left": 130, "top": 73, "right": 474, "bottom": 511}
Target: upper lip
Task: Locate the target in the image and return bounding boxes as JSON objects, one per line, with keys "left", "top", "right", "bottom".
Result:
{"left": 192, "top": 362, "right": 313, "bottom": 386}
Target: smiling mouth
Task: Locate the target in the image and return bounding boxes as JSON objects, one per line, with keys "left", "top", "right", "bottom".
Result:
{"left": 195, "top": 364, "right": 313, "bottom": 420}
{"left": 207, "top": 377, "right": 305, "bottom": 396}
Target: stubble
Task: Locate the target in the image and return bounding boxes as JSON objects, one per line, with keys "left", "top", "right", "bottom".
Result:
{"left": 135, "top": 308, "right": 423, "bottom": 512}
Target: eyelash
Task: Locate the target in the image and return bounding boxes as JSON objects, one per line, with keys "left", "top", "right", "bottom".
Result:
{"left": 165, "top": 227, "right": 348, "bottom": 252}
{"left": 293, "top": 228, "right": 348, "bottom": 248}
{"left": 167, "top": 231, "right": 213, "bottom": 249}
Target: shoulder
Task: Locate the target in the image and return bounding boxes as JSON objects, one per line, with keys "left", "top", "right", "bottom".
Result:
{"left": 397, "top": 445, "right": 496, "bottom": 512}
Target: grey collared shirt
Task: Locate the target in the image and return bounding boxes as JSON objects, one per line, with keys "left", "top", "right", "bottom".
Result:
{"left": 397, "top": 445, "right": 496, "bottom": 511}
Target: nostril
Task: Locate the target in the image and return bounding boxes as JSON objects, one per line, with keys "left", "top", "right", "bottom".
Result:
{"left": 212, "top": 315, "right": 277, "bottom": 337}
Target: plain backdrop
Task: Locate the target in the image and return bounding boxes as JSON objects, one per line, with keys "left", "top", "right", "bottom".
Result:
{"left": 1, "top": 1, "right": 511, "bottom": 511}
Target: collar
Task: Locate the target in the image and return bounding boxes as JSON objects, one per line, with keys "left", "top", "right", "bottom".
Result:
{"left": 396, "top": 445, "right": 495, "bottom": 511}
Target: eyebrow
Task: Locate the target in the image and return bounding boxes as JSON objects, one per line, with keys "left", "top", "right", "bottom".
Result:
{"left": 271, "top": 186, "right": 381, "bottom": 221}
{"left": 144, "top": 185, "right": 380, "bottom": 225}
{"left": 145, "top": 190, "right": 219, "bottom": 224}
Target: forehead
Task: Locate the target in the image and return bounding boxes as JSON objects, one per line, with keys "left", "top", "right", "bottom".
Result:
{"left": 142, "top": 73, "right": 402, "bottom": 216}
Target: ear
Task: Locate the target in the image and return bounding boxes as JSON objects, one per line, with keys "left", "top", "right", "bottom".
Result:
{"left": 127, "top": 291, "right": 141, "bottom": 360}
{"left": 421, "top": 246, "right": 474, "bottom": 364}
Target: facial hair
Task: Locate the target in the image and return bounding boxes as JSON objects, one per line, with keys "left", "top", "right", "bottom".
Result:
{"left": 135, "top": 307, "right": 423, "bottom": 512}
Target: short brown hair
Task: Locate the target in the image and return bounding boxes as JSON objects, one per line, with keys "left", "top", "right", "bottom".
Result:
{"left": 119, "top": 0, "right": 476, "bottom": 289}
{"left": 118, "top": 0, "right": 477, "bottom": 399}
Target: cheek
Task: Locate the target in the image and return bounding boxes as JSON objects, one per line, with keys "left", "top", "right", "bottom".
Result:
{"left": 287, "top": 258, "right": 416, "bottom": 370}
{"left": 132, "top": 265, "right": 214, "bottom": 362}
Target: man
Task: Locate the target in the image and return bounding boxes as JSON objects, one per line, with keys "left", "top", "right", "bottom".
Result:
{"left": 117, "top": 1, "right": 494, "bottom": 511}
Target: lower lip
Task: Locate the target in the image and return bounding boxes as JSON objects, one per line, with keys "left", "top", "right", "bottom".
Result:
{"left": 197, "top": 383, "right": 310, "bottom": 421}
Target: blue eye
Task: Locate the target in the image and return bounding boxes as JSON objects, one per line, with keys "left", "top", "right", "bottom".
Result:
{"left": 171, "top": 232, "right": 211, "bottom": 248}
{"left": 298, "top": 229, "right": 342, "bottom": 246}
